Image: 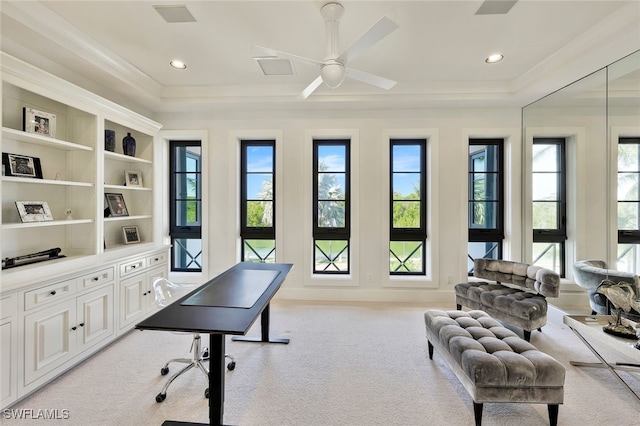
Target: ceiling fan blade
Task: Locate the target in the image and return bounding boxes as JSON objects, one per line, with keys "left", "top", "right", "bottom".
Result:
{"left": 299, "top": 76, "right": 324, "bottom": 100}
{"left": 337, "top": 16, "right": 398, "bottom": 64}
{"left": 345, "top": 67, "right": 397, "bottom": 90}
{"left": 252, "top": 45, "right": 322, "bottom": 68}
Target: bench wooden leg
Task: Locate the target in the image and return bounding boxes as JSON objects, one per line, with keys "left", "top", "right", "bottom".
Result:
{"left": 523, "top": 330, "right": 531, "bottom": 341}
{"left": 427, "top": 341, "right": 434, "bottom": 359}
{"left": 548, "top": 404, "right": 559, "bottom": 426}
{"left": 473, "top": 402, "right": 483, "bottom": 426}
{"left": 456, "top": 304, "right": 461, "bottom": 310}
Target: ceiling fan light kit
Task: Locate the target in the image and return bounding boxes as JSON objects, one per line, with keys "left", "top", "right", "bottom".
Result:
{"left": 253, "top": 1, "right": 398, "bottom": 99}
{"left": 320, "top": 61, "right": 346, "bottom": 89}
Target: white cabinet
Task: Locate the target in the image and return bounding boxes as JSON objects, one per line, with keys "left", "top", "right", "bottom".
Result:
{"left": 119, "top": 273, "right": 148, "bottom": 330}
{"left": 23, "top": 298, "right": 77, "bottom": 386}
{"left": 0, "top": 53, "right": 169, "bottom": 410}
{"left": 117, "top": 256, "right": 168, "bottom": 331}
{"left": 22, "top": 281, "right": 114, "bottom": 389}
{"left": 1, "top": 294, "right": 18, "bottom": 408}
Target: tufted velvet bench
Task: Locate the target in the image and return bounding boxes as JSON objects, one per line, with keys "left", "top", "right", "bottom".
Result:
{"left": 424, "top": 309, "right": 565, "bottom": 426}
{"left": 454, "top": 258, "right": 561, "bottom": 341}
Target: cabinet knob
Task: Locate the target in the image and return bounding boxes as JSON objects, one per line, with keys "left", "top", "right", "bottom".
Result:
{"left": 93, "top": 277, "right": 99, "bottom": 281}
{"left": 50, "top": 290, "right": 57, "bottom": 296}
{"left": 71, "top": 326, "right": 77, "bottom": 331}
{"left": 79, "top": 323, "right": 85, "bottom": 327}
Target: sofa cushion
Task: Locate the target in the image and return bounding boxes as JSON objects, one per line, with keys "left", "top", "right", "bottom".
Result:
{"left": 455, "top": 281, "right": 548, "bottom": 322}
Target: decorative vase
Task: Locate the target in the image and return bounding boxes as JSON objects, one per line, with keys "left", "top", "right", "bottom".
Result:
{"left": 122, "top": 132, "right": 136, "bottom": 157}
{"left": 104, "top": 130, "right": 116, "bottom": 152}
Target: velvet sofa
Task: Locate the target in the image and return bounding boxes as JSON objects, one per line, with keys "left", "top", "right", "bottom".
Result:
{"left": 454, "top": 258, "right": 561, "bottom": 341}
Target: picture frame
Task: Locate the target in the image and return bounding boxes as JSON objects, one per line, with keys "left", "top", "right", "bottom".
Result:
{"left": 122, "top": 225, "right": 141, "bottom": 244}
{"left": 23, "top": 107, "right": 56, "bottom": 138}
{"left": 104, "top": 193, "right": 129, "bottom": 217}
{"left": 2, "top": 152, "right": 44, "bottom": 179}
{"left": 15, "top": 201, "right": 54, "bottom": 223}
{"left": 124, "top": 170, "right": 143, "bottom": 187}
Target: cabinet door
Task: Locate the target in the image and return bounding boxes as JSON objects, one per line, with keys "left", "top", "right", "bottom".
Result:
{"left": 1, "top": 295, "right": 17, "bottom": 408}
{"left": 1, "top": 318, "right": 17, "bottom": 408}
{"left": 23, "top": 300, "right": 77, "bottom": 386}
{"left": 119, "top": 274, "right": 147, "bottom": 330}
{"left": 77, "top": 285, "right": 114, "bottom": 352}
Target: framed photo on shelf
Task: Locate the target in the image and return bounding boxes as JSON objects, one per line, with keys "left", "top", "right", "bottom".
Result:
{"left": 2, "top": 152, "right": 43, "bottom": 179}
{"left": 122, "top": 225, "right": 141, "bottom": 244}
{"left": 15, "top": 201, "right": 54, "bottom": 223}
{"left": 104, "top": 193, "right": 129, "bottom": 217}
{"left": 124, "top": 170, "right": 143, "bottom": 187}
{"left": 23, "top": 107, "right": 56, "bottom": 138}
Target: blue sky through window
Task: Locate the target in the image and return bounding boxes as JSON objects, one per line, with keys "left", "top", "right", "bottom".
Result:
{"left": 393, "top": 144, "right": 421, "bottom": 196}
{"left": 246, "top": 145, "right": 273, "bottom": 200}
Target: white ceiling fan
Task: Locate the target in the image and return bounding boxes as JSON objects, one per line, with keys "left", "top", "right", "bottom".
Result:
{"left": 252, "top": 2, "right": 399, "bottom": 99}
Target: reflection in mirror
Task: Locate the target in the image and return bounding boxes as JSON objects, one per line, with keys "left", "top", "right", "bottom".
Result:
{"left": 522, "top": 50, "right": 640, "bottom": 286}
{"left": 610, "top": 51, "right": 640, "bottom": 274}
{"left": 522, "top": 68, "right": 607, "bottom": 278}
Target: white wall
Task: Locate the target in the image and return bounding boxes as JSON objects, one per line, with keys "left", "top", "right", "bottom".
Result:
{"left": 155, "top": 107, "right": 533, "bottom": 304}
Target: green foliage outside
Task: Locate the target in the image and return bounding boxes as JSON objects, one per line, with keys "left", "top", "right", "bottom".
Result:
{"left": 246, "top": 178, "right": 273, "bottom": 227}
{"left": 392, "top": 186, "right": 420, "bottom": 228}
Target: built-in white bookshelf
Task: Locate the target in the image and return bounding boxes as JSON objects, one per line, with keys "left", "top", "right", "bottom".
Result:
{"left": 0, "top": 52, "right": 163, "bottom": 284}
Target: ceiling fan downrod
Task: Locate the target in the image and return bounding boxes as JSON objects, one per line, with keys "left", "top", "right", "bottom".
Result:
{"left": 321, "top": 2, "right": 346, "bottom": 88}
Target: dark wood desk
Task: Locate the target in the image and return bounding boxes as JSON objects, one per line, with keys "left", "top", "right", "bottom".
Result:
{"left": 136, "top": 262, "right": 293, "bottom": 426}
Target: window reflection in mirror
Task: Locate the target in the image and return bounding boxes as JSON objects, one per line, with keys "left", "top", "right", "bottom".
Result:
{"left": 522, "top": 50, "right": 639, "bottom": 278}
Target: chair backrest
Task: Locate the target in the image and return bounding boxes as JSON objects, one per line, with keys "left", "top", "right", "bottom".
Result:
{"left": 573, "top": 260, "right": 640, "bottom": 293}
{"left": 152, "top": 277, "right": 180, "bottom": 307}
{"left": 152, "top": 278, "right": 201, "bottom": 307}
{"left": 473, "top": 258, "right": 561, "bottom": 298}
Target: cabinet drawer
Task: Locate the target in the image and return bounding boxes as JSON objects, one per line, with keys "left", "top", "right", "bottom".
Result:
{"left": 120, "top": 258, "right": 147, "bottom": 277}
{"left": 24, "top": 280, "right": 76, "bottom": 311}
{"left": 1, "top": 294, "right": 17, "bottom": 319}
{"left": 79, "top": 267, "right": 115, "bottom": 290}
{"left": 147, "top": 252, "right": 167, "bottom": 268}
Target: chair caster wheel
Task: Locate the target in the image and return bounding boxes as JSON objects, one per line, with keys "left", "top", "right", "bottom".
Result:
{"left": 156, "top": 393, "right": 166, "bottom": 403}
{"left": 204, "top": 388, "right": 209, "bottom": 399}
{"left": 160, "top": 367, "right": 169, "bottom": 376}
{"left": 227, "top": 361, "right": 236, "bottom": 371}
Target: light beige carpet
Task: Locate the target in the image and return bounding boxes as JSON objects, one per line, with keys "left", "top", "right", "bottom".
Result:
{"left": 1, "top": 300, "right": 639, "bottom": 425}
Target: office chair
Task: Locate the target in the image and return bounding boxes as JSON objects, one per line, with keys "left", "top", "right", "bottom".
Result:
{"left": 152, "top": 278, "right": 236, "bottom": 402}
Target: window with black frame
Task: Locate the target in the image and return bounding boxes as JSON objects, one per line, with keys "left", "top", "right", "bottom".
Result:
{"left": 532, "top": 138, "right": 567, "bottom": 276}
{"left": 390, "top": 139, "right": 427, "bottom": 274}
{"left": 240, "top": 140, "right": 276, "bottom": 263}
{"left": 617, "top": 137, "right": 640, "bottom": 273}
{"left": 169, "top": 141, "right": 202, "bottom": 272}
{"left": 468, "top": 139, "right": 504, "bottom": 274}
{"left": 313, "top": 139, "right": 350, "bottom": 274}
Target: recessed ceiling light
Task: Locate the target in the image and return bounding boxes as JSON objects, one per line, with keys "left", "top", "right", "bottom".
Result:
{"left": 485, "top": 54, "right": 504, "bottom": 64}
{"left": 170, "top": 60, "right": 187, "bottom": 69}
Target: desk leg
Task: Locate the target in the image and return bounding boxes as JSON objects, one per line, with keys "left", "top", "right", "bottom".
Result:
{"left": 568, "top": 326, "right": 640, "bottom": 403}
{"left": 232, "top": 303, "right": 289, "bottom": 344}
{"left": 209, "top": 333, "right": 225, "bottom": 426}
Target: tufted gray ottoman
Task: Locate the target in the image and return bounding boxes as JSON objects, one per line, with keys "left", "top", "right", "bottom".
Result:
{"left": 424, "top": 309, "right": 565, "bottom": 426}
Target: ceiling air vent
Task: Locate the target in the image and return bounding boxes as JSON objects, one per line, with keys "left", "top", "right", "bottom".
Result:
{"left": 254, "top": 57, "right": 295, "bottom": 76}
{"left": 153, "top": 5, "right": 196, "bottom": 23}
